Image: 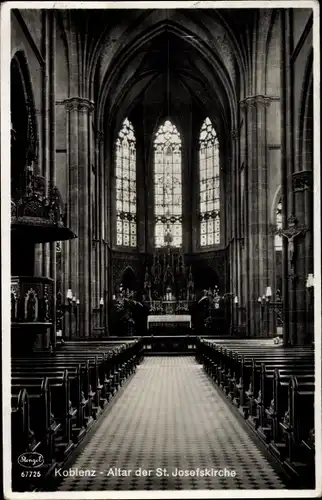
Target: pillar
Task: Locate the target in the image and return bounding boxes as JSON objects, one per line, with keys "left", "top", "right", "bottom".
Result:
{"left": 292, "top": 171, "right": 313, "bottom": 344}
{"left": 49, "top": 12, "right": 57, "bottom": 347}
{"left": 230, "top": 130, "right": 239, "bottom": 333}
{"left": 64, "top": 97, "right": 94, "bottom": 337}
{"left": 240, "top": 95, "right": 271, "bottom": 337}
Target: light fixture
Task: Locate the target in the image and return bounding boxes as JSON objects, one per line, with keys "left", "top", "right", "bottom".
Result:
{"left": 265, "top": 287, "right": 272, "bottom": 298}
{"left": 100, "top": 297, "right": 104, "bottom": 306}
{"left": 76, "top": 299, "right": 80, "bottom": 305}
{"left": 258, "top": 296, "right": 262, "bottom": 303}
{"left": 234, "top": 296, "right": 238, "bottom": 304}
{"left": 66, "top": 289, "right": 73, "bottom": 300}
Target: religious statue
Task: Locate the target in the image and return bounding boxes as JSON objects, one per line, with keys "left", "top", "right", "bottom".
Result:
{"left": 25, "top": 289, "right": 37, "bottom": 322}
{"left": 277, "top": 214, "right": 308, "bottom": 274}
{"left": 143, "top": 267, "right": 151, "bottom": 300}
{"left": 187, "top": 266, "right": 194, "bottom": 300}
{"left": 164, "top": 264, "right": 174, "bottom": 286}
{"left": 165, "top": 286, "right": 172, "bottom": 301}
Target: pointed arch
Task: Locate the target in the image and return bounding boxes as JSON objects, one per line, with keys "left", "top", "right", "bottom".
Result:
{"left": 115, "top": 118, "right": 137, "bottom": 247}
{"left": 153, "top": 119, "right": 182, "bottom": 248}
{"left": 199, "top": 117, "right": 220, "bottom": 246}
{"left": 121, "top": 266, "right": 136, "bottom": 291}
{"left": 274, "top": 198, "right": 283, "bottom": 251}
{"left": 11, "top": 51, "right": 38, "bottom": 197}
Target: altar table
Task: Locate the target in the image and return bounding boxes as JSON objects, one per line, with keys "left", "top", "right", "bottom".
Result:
{"left": 147, "top": 314, "right": 192, "bottom": 329}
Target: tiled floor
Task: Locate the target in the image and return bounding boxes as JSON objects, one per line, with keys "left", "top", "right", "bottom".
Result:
{"left": 56, "top": 357, "right": 286, "bottom": 491}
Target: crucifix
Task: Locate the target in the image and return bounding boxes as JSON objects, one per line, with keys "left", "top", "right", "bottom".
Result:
{"left": 276, "top": 214, "right": 308, "bottom": 271}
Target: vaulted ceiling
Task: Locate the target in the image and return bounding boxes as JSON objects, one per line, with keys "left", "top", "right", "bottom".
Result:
{"left": 59, "top": 8, "right": 273, "bottom": 137}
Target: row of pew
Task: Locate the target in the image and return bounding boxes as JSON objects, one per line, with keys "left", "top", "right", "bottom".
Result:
{"left": 196, "top": 338, "right": 315, "bottom": 487}
{"left": 11, "top": 339, "right": 144, "bottom": 491}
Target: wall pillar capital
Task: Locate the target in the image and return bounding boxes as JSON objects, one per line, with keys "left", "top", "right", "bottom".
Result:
{"left": 240, "top": 95, "right": 272, "bottom": 111}
{"left": 63, "top": 97, "right": 95, "bottom": 114}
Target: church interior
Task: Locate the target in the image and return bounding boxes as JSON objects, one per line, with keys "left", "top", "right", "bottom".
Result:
{"left": 6, "top": 5, "right": 318, "bottom": 495}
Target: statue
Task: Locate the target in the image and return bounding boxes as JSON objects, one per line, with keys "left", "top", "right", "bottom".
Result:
{"left": 277, "top": 214, "right": 308, "bottom": 275}
{"left": 165, "top": 286, "right": 172, "bottom": 301}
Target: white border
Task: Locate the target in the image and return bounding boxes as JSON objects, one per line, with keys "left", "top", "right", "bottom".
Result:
{"left": 1, "top": 1, "right": 321, "bottom": 499}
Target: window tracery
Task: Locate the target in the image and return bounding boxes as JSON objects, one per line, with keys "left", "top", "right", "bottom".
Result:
{"left": 115, "top": 118, "right": 137, "bottom": 247}
{"left": 199, "top": 117, "right": 220, "bottom": 246}
{"left": 154, "top": 120, "right": 182, "bottom": 248}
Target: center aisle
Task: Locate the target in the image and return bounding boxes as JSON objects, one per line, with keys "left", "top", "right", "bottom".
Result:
{"left": 57, "top": 357, "right": 286, "bottom": 491}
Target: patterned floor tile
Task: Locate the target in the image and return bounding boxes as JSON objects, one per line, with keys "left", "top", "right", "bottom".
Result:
{"left": 56, "top": 357, "right": 286, "bottom": 491}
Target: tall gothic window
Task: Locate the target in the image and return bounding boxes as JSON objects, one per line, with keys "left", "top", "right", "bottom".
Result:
{"left": 275, "top": 199, "right": 283, "bottom": 250}
{"left": 274, "top": 198, "right": 283, "bottom": 293}
{"left": 154, "top": 120, "right": 182, "bottom": 248}
{"left": 115, "top": 118, "right": 137, "bottom": 247}
{"left": 199, "top": 117, "right": 220, "bottom": 246}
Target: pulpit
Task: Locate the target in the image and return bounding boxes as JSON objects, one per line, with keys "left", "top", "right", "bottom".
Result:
{"left": 11, "top": 168, "right": 76, "bottom": 353}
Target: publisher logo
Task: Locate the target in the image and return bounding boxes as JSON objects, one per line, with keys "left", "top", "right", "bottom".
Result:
{"left": 18, "top": 452, "right": 44, "bottom": 469}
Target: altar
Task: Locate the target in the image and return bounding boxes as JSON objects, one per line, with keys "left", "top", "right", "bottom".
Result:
{"left": 147, "top": 314, "right": 191, "bottom": 329}
{"left": 141, "top": 247, "right": 196, "bottom": 335}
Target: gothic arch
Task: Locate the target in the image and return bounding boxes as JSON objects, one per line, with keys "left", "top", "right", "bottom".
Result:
{"left": 264, "top": 10, "right": 281, "bottom": 96}
{"left": 298, "top": 50, "right": 313, "bottom": 172}
{"left": 11, "top": 51, "right": 38, "bottom": 195}
{"left": 271, "top": 185, "right": 282, "bottom": 224}
{"left": 148, "top": 115, "right": 184, "bottom": 171}
{"left": 270, "top": 186, "right": 283, "bottom": 296}
{"left": 121, "top": 266, "right": 137, "bottom": 291}
{"left": 95, "top": 17, "right": 239, "bottom": 135}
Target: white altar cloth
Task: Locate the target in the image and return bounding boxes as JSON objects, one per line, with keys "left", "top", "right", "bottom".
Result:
{"left": 147, "top": 314, "right": 191, "bottom": 328}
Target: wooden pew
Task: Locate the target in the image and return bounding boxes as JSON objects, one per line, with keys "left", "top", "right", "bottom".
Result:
{"left": 268, "top": 372, "right": 315, "bottom": 460}
{"left": 283, "top": 376, "right": 315, "bottom": 478}
{"left": 11, "top": 389, "right": 31, "bottom": 459}
{"left": 11, "top": 378, "right": 51, "bottom": 459}
{"left": 256, "top": 364, "right": 313, "bottom": 441}
{"left": 11, "top": 339, "right": 143, "bottom": 491}
{"left": 197, "top": 338, "right": 315, "bottom": 485}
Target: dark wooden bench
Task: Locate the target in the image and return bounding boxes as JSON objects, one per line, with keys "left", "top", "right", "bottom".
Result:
{"left": 197, "top": 338, "right": 315, "bottom": 486}
{"left": 11, "top": 340, "right": 144, "bottom": 492}
{"left": 284, "top": 376, "right": 315, "bottom": 475}
{"left": 256, "top": 365, "right": 313, "bottom": 441}
{"left": 11, "top": 370, "right": 75, "bottom": 460}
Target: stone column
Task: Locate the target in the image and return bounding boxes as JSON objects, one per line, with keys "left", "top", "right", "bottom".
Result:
{"left": 96, "top": 131, "right": 103, "bottom": 313}
{"left": 280, "top": 10, "right": 295, "bottom": 345}
{"left": 230, "top": 130, "right": 238, "bottom": 333}
{"left": 64, "top": 97, "right": 94, "bottom": 337}
{"left": 49, "top": 12, "right": 57, "bottom": 348}
{"left": 292, "top": 171, "right": 312, "bottom": 344}
{"left": 136, "top": 127, "right": 146, "bottom": 254}
{"left": 240, "top": 95, "right": 271, "bottom": 337}
{"left": 41, "top": 12, "right": 51, "bottom": 280}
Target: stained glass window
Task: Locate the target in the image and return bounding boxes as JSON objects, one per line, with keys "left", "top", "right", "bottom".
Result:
{"left": 154, "top": 120, "right": 182, "bottom": 248}
{"left": 199, "top": 117, "right": 220, "bottom": 246}
{"left": 275, "top": 199, "right": 283, "bottom": 250}
{"left": 115, "top": 118, "right": 137, "bottom": 247}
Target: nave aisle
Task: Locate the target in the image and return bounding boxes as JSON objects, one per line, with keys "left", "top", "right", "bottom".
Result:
{"left": 56, "top": 357, "right": 286, "bottom": 491}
